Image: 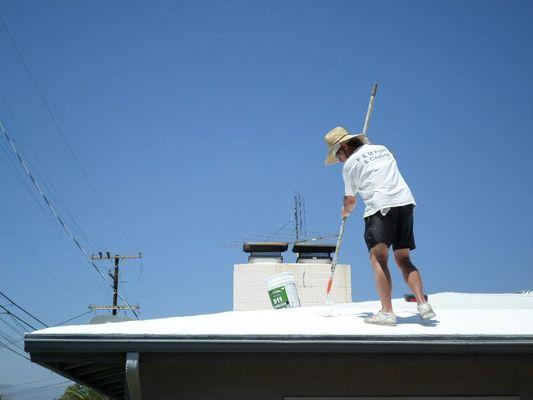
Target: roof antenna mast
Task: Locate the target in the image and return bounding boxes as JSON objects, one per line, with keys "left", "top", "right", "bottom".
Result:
{"left": 294, "top": 192, "right": 306, "bottom": 243}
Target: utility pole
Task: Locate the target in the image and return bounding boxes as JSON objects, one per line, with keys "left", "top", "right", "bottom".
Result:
{"left": 89, "top": 252, "right": 142, "bottom": 316}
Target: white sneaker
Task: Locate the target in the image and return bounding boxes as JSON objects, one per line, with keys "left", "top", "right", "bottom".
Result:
{"left": 364, "top": 311, "right": 397, "bottom": 326}
{"left": 417, "top": 302, "right": 436, "bottom": 320}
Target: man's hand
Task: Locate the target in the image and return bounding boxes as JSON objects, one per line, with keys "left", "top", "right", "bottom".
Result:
{"left": 342, "top": 195, "right": 356, "bottom": 218}
{"left": 341, "top": 207, "right": 350, "bottom": 218}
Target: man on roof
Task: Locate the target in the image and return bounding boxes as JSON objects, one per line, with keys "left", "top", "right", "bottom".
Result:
{"left": 324, "top": 126, "right": 436, "bottom": 326}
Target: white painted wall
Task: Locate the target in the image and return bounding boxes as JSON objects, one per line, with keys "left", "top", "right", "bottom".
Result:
{"left": 233, "top": 262, "right": 351, "bottom": 311}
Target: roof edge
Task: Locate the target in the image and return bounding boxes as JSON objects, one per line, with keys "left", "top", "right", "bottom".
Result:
{"left": 25, "top": 334, "right": 533, "bottom": 355}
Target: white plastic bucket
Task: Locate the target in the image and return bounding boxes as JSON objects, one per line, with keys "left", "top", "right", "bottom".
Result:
{"left": 264, "top": 272, "right": 301, "bottom": 309}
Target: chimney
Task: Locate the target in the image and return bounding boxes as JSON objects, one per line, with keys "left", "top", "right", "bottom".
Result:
{"left": 233, "top": 241, "right": 351, "bottom": 311}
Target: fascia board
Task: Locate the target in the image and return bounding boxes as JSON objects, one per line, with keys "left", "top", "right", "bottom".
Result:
{"left": 25, "top": 334, "right": 533, "bottom": 355}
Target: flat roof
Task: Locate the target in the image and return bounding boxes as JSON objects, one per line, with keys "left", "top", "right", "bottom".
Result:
{"left": 26, "top": 292, "right": 533, "bottom": 342}
{"left": 24, "top": 292, "right": 533, "bottom": 400}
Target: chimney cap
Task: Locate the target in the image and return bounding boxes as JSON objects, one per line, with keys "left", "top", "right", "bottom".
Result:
{"left": 243, "top": 242, "right": 289, "bottom": 253}
{"left": 292, "top": 243, "right": 337, "bottom": 254}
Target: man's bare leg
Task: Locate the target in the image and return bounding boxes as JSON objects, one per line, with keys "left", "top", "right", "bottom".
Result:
{"left": 369, "top": 243, "right": 393, "bottom": 313}
{"left": 394, "top": 248, "right": 426, "bottom": 304}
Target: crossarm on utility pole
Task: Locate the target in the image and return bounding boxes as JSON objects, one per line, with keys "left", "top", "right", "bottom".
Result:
{"left": 90, "top": 252, "right": 143, "bottom": 316}
{"left": 90, "top": 252, "right": 143, "bottom": 260}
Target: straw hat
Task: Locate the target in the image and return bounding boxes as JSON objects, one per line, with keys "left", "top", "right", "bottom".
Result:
{"left": 323, "top": 126, "right": 367, "bottom": 165}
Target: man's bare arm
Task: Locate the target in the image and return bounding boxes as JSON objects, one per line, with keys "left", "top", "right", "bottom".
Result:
{"left": 342, "top": 195, "right": 356, "bottom": 218}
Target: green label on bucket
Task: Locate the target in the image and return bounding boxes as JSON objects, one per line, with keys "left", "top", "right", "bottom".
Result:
{"left": 268, "top": 286, "right": 289, "bottom": 309}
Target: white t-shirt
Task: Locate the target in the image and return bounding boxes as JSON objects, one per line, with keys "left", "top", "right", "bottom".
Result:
{"left": 342, "top": 144, "right": 416, "bottom": 218}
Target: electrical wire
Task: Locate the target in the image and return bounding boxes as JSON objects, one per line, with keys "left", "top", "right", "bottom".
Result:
{"left": 7, "top": 312, "right": 29, "bottom": 333}
{"left": 3, "top": 380, "right": 71, "bottom": 396}
{"left": 0, "top": 204, "right": 110, "bottom": 298}
{"left": 0, "top": 119, "right": 140, "bottom": 319}
{"left": 139, "top": 258, "right": 159, "bottom": 317}
{"left": 0, "top": 90, "right": 104, "bottom": 252}
{"left": 0, "top": 304, "right": 36, "bottom": 330}
{"left": 0, "top": 313, "right": 26, "bottom": 336}
{"left": 1, "top": 15, "right": 145, "bottom": 319}
{"left": 54, "top": 310, "right": 93, "bottom": 326}
{"left": 0, "top": 302, "right": 96, "bottom": 361}
{"left": 0, "top": 138, "right": 50, "bottom": 215}
{"left": 0, "top": 329, "right": 24, "bottom": 351}
{"left": 0, "top": 315, "right": 26, "bottom": 348}
{"left": 0, "top": 14, "right": 139, "bottom": 254}
{"left": 0, "top": 131, "right": 110, "bottom": 296}
{"left": 0, "top": 291, "right": 48, "bottom": 328}
{"left": 0, "top": 339, "right": 30, "bottom": 361}
{"left": 126, "top": 280, "right": 225, "bottom": 291}
{"left": 0, "top": 104, "right": 154, "bottom": 321}
{"left": 264, "top": 218, "right": 293, "bottom": 241}
{"left": 1, "top": 375, "right": 65, "bottom": 390}
{"left": 0, "top": 142, "right": 111, "bottom": 298}
{"left": 0, "top": 213, "right": 92, "bottom": 302}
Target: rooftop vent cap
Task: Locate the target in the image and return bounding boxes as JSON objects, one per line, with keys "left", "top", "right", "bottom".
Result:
{"left": 243, "top": 242, "right": 288, "bottom": 263}
{"left": 292, "top": 243, "right": 337, "bottom": 263}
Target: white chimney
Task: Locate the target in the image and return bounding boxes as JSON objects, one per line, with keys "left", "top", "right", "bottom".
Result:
{"left": 233, "top": 242, "right": 351, "bottom": 311}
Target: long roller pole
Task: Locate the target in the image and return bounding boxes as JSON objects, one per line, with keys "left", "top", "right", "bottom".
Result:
{"left": 362, "top": 83, "right": 378, "bottom": 137}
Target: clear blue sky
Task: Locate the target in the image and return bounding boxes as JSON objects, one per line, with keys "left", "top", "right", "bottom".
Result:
{"left": 1, "top": 1, "right": 533, "bottom": 398}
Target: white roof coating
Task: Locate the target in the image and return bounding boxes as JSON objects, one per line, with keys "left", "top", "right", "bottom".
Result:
{"left": 31, "top": 292, "right": 533, "bottom": 337}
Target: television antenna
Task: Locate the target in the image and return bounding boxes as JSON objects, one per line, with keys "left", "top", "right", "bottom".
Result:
{"left": 221, "top": 193, "right": 337, "bottom": 248}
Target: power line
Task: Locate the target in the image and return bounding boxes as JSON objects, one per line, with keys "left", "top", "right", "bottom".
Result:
{"left": 55, "top": 310, "right": 93, "bottom": 326}
{"left": 3, "top": 380, "right": 71, "bottom": 396}
{"left": 139, "top": 258, "right": 159, "bottom": 317}
{"left": 0, "top": 120, "right": 111, "bottom": 297}
{"left": 1, "top": 375, "right": 65, "bottom": 390}
{"left": 1, "top": 15, "right": 151, "bottom": 319}
{"left": 0, "top": 137, "right": 108, "bottom": 293}
{"left": 0, "top": 291, "right": 48, "bottom": 328}
{"left": 0, "top": 119, "right": 140, "bottom": 319}
{"left": 0, "top": 142, "right": 99, "bottom": 260}
{"left": 0, "top": 310, "right": 32, "bottom": 360}
{"left": 7, "top": 312, "right": 28, "bottom": 333}
{"left": 0, "top": 14, "right": 139, "bottom": 254}
{"left": 1, "top": 16, "right": 157, "bottom": 318}
{"left": 0, "top": 314, "right": 26, "bottom": 336}
{"left": 0, "top": 188, "right": 110, "bottom": 297}
{"left": 0, "top": 137, "right": 51, "bottom": 215}
{"left": 0, "top": 339, "right": 30, "bottom": 361}
{"left": 0, "top": 304, "right": 36, "bottom": 331}
{"left": 0, "top": 329, "right": 24, "bottom": 351}
{"left": 0, "top": 89, "right": 103, "bottom": 252}
{"left": 0, "top": 212, "right": 92, "bottom": 303}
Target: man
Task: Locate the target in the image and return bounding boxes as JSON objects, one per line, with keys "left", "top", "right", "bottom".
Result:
{"left": 324, "top": 126, "right": 435, "bottom": 326}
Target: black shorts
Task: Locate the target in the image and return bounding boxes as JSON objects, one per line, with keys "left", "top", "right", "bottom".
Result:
{"left": 364, "top": 204, "right": 416, "bottom": 252}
